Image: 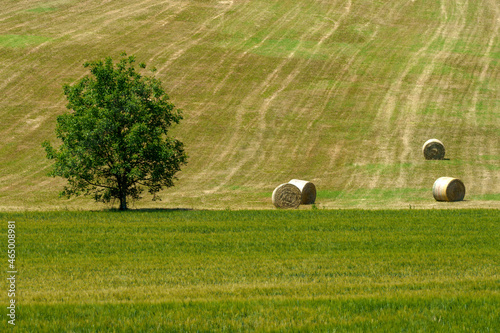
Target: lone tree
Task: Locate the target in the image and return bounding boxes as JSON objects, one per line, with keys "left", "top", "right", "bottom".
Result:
{"left": 43, "top": 54, "right": 187, "bottom": 210}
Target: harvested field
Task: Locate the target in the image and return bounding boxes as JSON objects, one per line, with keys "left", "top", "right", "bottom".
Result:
{"left": 0, "top": 0, "right": 498, "bottom": 210}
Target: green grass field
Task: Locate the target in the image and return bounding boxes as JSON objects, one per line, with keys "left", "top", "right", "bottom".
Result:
{"left": 1, "top": 210, "right": 499, "bottom": 331}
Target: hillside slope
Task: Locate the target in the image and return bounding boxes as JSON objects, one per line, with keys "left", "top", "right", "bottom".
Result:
{"left": 0, "top": 0, "right": 498, "bottom": 210}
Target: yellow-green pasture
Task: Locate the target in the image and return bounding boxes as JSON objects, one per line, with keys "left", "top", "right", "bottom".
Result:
{"left": 0, "top": 209, "right": 498, "bottom": 331}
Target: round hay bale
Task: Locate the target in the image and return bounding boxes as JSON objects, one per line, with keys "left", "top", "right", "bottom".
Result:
{"left": 422, "top": 139, "right": 445, "bottom": 160}
{"left": 288, "top": 179, "right": 316, "bottom": 204}
{"left": 432, "top": 177, "right": 465, "bottom": 202}
{"left": 272, "top": 183, "right": 301, "bottom": 209}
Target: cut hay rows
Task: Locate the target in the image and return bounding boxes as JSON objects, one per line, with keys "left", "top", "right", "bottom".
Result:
{"left": 432, "top": 177, "right": 466, "bottom": 202}
{"left": 288, "top": 179, "right": 316, "bottom": 205}
{"left": 0, "top": 0, "right": 499, "bottom": 210}
{"left": 422, "top": 139, "right": 445, "bottom": 160}
{"left": 272, "top": 183, "right": 301, "bottom": 209}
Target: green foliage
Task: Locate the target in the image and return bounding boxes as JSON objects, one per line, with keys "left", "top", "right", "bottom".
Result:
{"left": 42, "top": 54, "right": 187, "bottom": 210}
{"left": 1, "top": 209, "right": 498, "bottom": 331}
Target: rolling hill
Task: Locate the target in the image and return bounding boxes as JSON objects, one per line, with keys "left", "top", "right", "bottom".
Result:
{"left": 0, "top": 0, "right": 499, "bottom": 210}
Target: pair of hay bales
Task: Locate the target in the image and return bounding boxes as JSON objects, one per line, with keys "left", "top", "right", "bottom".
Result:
{"left": 423, "top": 139, "right": 466, "bottom": 202}
{"left": 272, "top": 179, "right": 316, "bottom": 209}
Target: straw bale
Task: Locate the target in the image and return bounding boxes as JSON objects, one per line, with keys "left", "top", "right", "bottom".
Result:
{"left": 432, "top": 177, "right": 465, "bottom": 202}
{"left": 272, "top": 183, "right": 301, "bottom": 209}
{"left": 288, "top": 179, "right": 316, "bottom": 204}
{"left": 423, "top": 139, "right": 445, "bottom": 160}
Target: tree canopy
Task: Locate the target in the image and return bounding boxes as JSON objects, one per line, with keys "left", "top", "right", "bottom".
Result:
{"left": 43, "top": 54, "right": 187, "bottom": 210}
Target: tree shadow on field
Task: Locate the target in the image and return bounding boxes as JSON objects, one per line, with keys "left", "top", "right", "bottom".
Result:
{"left": 103, "top": 207, "right": 197, "bottom": 213}
{"left": 135, "top": 208, "right": 195, "bottom": 212}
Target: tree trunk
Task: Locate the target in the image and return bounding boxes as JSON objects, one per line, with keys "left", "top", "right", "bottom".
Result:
{"left": 118, "top": 181, "right": 128, "bottom": 210}
{"left": 119, "top": 193, "right": 127, "bottom": 210}
{"left": 116, "top": 175, "right": 128, "bottom": 211}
